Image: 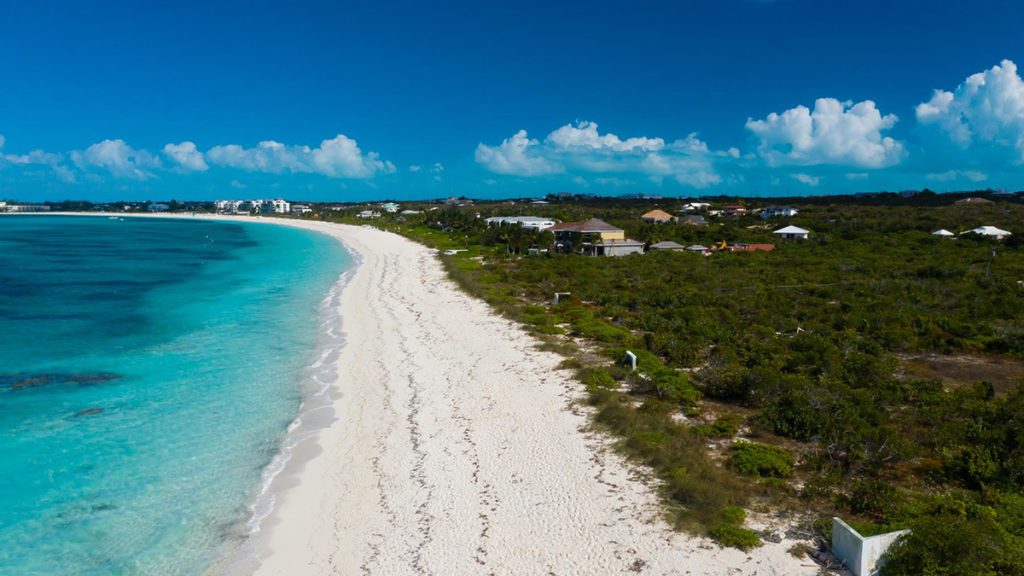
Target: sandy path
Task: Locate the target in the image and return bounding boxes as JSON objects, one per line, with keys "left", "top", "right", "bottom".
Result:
{"left": 232, "top": 219, "right": 820, "bottom": 576}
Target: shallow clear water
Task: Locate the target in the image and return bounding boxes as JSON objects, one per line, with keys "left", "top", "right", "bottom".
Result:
{"left": 0, "top": 216, "right": 349, "bottom": 575}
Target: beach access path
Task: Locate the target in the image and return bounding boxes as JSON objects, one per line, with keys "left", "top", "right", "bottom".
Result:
{"left": 236, "top": 218, "right": 820, "bottom": 576}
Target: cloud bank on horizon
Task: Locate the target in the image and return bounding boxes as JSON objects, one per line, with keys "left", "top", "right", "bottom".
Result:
{"left": 3, "top": 59, "right": 1024, "bottom": 198}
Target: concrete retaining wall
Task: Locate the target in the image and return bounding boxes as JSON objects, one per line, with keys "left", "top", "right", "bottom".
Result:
{"left": 831, "top": 517, "right": 910, "bottom": 576}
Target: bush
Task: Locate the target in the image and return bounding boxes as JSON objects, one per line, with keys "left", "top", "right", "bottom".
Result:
{"left": 720, "top": 505, "right": 746, "bottom": 524}
{"left": 709, "top": 524, "right": 761, "bottom": 550}
{"left": 730, "top": 442, "right": 796, "bottom": 478}
{"left": 578, "top": 367, "right": 618, "bottom": 391}
{"left": 884, "top": 506, "right": 1024, "bottom": 576}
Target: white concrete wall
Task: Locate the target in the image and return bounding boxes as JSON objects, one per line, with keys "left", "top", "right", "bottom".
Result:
{"left": 831, "top": 517, "right": 910, "bottom": 576}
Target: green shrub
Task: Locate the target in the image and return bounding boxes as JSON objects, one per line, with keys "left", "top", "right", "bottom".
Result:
{"left": 884, "top": 506, "right": 1024, "bottom": 576}
{"left": 709, "top": 524, "right": 761, "bottom": 550}
{"left": 578, "top": 367, "right": 618, "bottom": 391}
{"left": 720, "top": 505, "right": 746, "bottom": 525}
{"left": 711, "top": 413, "right": 743, "bottom": 437}
{"left": 730, "top": 442, "right": 796, "bottom": 478}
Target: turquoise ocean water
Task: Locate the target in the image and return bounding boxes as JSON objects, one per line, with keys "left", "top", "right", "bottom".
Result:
{"left": 0, "top": 216, "right": 350, "bottom": 575}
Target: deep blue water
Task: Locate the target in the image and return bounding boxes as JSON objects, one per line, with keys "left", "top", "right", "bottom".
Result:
{"left": 0, "top": 216, "right": 349, "bottom": 575}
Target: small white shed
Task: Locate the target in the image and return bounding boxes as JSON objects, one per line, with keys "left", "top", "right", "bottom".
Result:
{"left": 773, "top": 225, "right": 810, "bottom": 240}
{"left": 962, "top": 226, "right": 1012, "bottom": 240}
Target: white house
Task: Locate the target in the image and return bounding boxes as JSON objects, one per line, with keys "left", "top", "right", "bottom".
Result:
{"left": 962, "top": 226, "right": 1012, "bottom": 240}
{"left": 485, "top": 216, "right": 559, "bottom": 231}
{"left": 931, "top": 229, "right": 955, "bottom": 237}
{"left": 773, "top": 225, "right": 810, "bottom": 240}
{"left": 380, "top": 202, "right": 400, "bottom": 213}
{"left": 681, "top": 202, "right": 711, "bottom": 211}
{"left": 760, "top": 206, "right": 799, "bottom": 219}
{"left": 357, "top": 210, "right": 381, "bottom": 219}
{"left": 291, "top": 204, "right": 313, "bottom": 214}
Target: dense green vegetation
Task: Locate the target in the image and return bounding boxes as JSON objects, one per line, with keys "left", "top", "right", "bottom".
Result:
{"left": 310, "top": 192, "right": 1024, "bottom": 572}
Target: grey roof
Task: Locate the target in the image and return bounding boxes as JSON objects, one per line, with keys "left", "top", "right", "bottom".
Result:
{"left": 549, "top": 218, "right": 623, "bottom": 233}
{"left": 686, "top": 244, "right": 709, "bottom": 251}
{"left": 650, "top": 240, "right": 686, "bottom": 250}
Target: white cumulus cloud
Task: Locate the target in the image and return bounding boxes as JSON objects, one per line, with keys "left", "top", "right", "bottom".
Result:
{"left": 915, "top": 59, "right": 1024, "bottom": 160}
{"left": 206, "top": 134, "right": 395, "bottom": 178}
{"left": 474, "top": 129, "right": 564, "bottom": 176}
{"left": 546, "top": 120, "right": 664, "bottom": 152}
{"left": 71, "top": 139, "right": 161, "bottom": 179}
{"left": 746, "top": 98, "right": 905, "bottom": 168}
{"left": 476, "top": 121, "right": 720, "bottom": 187}
{"left": 162, "top": 141, "right": 208, "bottom": 171}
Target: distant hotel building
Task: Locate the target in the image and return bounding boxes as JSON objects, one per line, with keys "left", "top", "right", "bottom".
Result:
{"left": 214, "top": 198, "right": 291, "bottom": 214}
{"left": 0, "top": 202, "right": 50, "bottom": 212}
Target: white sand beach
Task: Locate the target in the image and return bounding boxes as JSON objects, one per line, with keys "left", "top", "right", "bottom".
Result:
{"left": 223, "top": 218, "right": 821, "bottom": 576}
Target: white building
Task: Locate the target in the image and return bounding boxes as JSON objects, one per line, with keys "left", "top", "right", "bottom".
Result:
{"left": 291, "top": 204, "right": 312, "bottom": 214}
{"left": 263, "top": 198, "right": 290, "bottom": 214}
{"left": 760, "top": 206, "right": 799, "bottom": 219}
{"left": 380, "top": 202, "right": 400, "bottom": 213}
{"left": 931, "top": 229, "right": 955, "bottom": 237}
{"left": 484, "top": 216, "right": 559, "bottom": 231}
{"left": 4, "top": 204, "right": 50, "bottom": 212}
{"left": 357, "top": 210, "right": 381, "bottom": 219}
{"left": 773, "top": 225, "right": 810, "bottom": 240}
{"left": 214, "top": 198, "right": 290, "bottom": 214}
{"left": 681, "top": 202, "right": 711, "bottom": 211}
{"left": 962, "top": 226, "right": 1012, "bottom": 240}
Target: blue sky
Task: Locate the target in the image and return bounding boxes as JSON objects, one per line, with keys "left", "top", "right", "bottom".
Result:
{"left": 2, "top": 0, "right": 1023, "bottom": 202}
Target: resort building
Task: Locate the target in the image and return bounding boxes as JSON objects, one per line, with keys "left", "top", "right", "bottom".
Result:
{"left": 760, "top": 206, "right": 799, "bottom": 219}
{"left": 648, "top": 240, "right": 687, "bottom": 252}
{"left": 264, "top": 199, "right": 291, "bottom": 214}
{"left": 380, "top": 202, "right": 400, "bottom": 213}
{"left": 773, "top": 225, "right": 810, "bottom": 240}
{"left": 962, "top": 226, "right": 1012, "bottom": 240}
{"left": 484, "top": 216, "right": 559, "bottom": 231}
{"left": 356, "top": 210, "right": 381, "bottom": 219}
{"left": 550, "top": 218, "right": 644, "bottom": 256}
{"left": 1, "top": 203, "right": 50, "bottom": 212}
{"left": 214, "top": 199, "right": 291, "bottom": 214}
{"left": 641, "top": 209, "right": 675, "bottom": 223}
{"left": 291, "top": 204, "right": 313, "bottom": 214}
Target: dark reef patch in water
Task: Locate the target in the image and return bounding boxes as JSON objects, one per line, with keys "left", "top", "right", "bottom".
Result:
{"left": 1, "top": 372, "right": 121, "bottom": 391}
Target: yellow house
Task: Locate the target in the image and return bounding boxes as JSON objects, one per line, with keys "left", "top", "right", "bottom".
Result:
{"left": 550, "top": 218, "right": 643, "bottom": 256}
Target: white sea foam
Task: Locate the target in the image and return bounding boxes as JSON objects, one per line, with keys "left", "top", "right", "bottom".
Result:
{"left": 216, "top": 253, "right": 360, "bottom": 576}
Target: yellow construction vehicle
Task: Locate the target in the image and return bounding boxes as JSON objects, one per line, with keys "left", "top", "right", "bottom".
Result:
{"left": 711, "top": 240, "right": 728, "bottom": 252}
